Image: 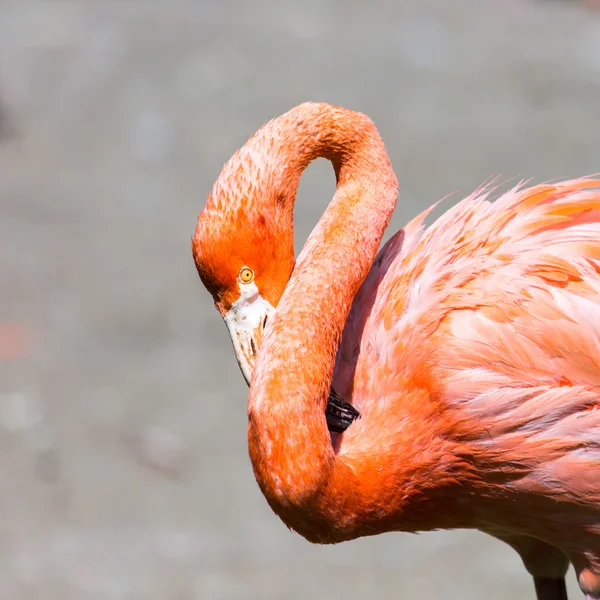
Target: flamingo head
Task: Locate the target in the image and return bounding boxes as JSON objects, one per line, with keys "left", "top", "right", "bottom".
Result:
{"left": 192, "top": 190, "right": 295, "bottom": 385}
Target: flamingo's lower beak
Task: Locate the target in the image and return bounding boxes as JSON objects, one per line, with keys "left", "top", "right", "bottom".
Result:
{"left": 223, "top": 291, "right": 274, "bottom": 386}
{"left": 222, "top": 286, "right": 361, "bottom": 435}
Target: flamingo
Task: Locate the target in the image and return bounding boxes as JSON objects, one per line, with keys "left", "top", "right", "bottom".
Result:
{"left": 192, "top": 102, "right": 600, "bottom": 600}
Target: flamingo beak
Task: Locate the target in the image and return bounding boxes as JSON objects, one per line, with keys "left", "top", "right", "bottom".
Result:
{"left": 223, "top": 285, "right": 274, "bottom": 386}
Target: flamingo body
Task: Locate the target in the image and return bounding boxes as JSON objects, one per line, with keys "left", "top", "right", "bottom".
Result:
{"left": 193, "top": 102, "right": 600, "bottom": 599}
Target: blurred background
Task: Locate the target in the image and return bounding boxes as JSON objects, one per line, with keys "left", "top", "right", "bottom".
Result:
{"left": 1, "top": 0, "right": 599, "bottom": 598}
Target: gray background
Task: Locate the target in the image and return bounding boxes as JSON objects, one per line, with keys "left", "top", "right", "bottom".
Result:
{"left": 1, "top": 0, "right": 599, "bottom": 598}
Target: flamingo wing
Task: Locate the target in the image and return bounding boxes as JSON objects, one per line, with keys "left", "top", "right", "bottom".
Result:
{"left": 334, "top": 203, "right": 444, "bottom": 398}
{"left": 351, "top": 178, "right": 600, "bottom": 498}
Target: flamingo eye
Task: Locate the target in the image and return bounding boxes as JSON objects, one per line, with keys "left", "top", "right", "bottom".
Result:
{"left": 239, "top": 267, "right": 254, "bottom": 284}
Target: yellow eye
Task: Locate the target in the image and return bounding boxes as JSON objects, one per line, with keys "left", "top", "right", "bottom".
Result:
{"left": 239, "top": 267, "right": 254, "bottom": 284}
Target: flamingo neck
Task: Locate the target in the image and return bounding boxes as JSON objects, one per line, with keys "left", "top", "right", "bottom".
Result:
{"left": 246, "top": 103, "right": 400, "bottom": 541}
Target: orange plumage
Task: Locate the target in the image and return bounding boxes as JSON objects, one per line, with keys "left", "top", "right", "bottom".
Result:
{"left": 193, "top": 102, "right": 600, "bottom": 600}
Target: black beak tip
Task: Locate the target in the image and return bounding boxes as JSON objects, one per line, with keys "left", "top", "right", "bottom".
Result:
{"left": 326, "top": 388, "right": 360, "bottom": 433}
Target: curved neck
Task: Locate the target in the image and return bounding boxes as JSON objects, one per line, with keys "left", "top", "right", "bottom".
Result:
{"left": 247, "top": 103, "right": 399, "bottom": 540}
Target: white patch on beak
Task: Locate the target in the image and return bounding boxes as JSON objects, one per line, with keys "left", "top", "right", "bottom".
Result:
{"left": 223, "top": 281, "right": 274, "bottom": 385}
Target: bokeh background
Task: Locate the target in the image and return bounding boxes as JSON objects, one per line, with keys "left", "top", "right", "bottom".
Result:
{"left": 1, "top": 1, "right": 600, "bottom": 598}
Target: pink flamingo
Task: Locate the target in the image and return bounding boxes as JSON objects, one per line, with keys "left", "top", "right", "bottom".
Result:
{"left": 193, "top": 102, "right": 600, "bottom": 600}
